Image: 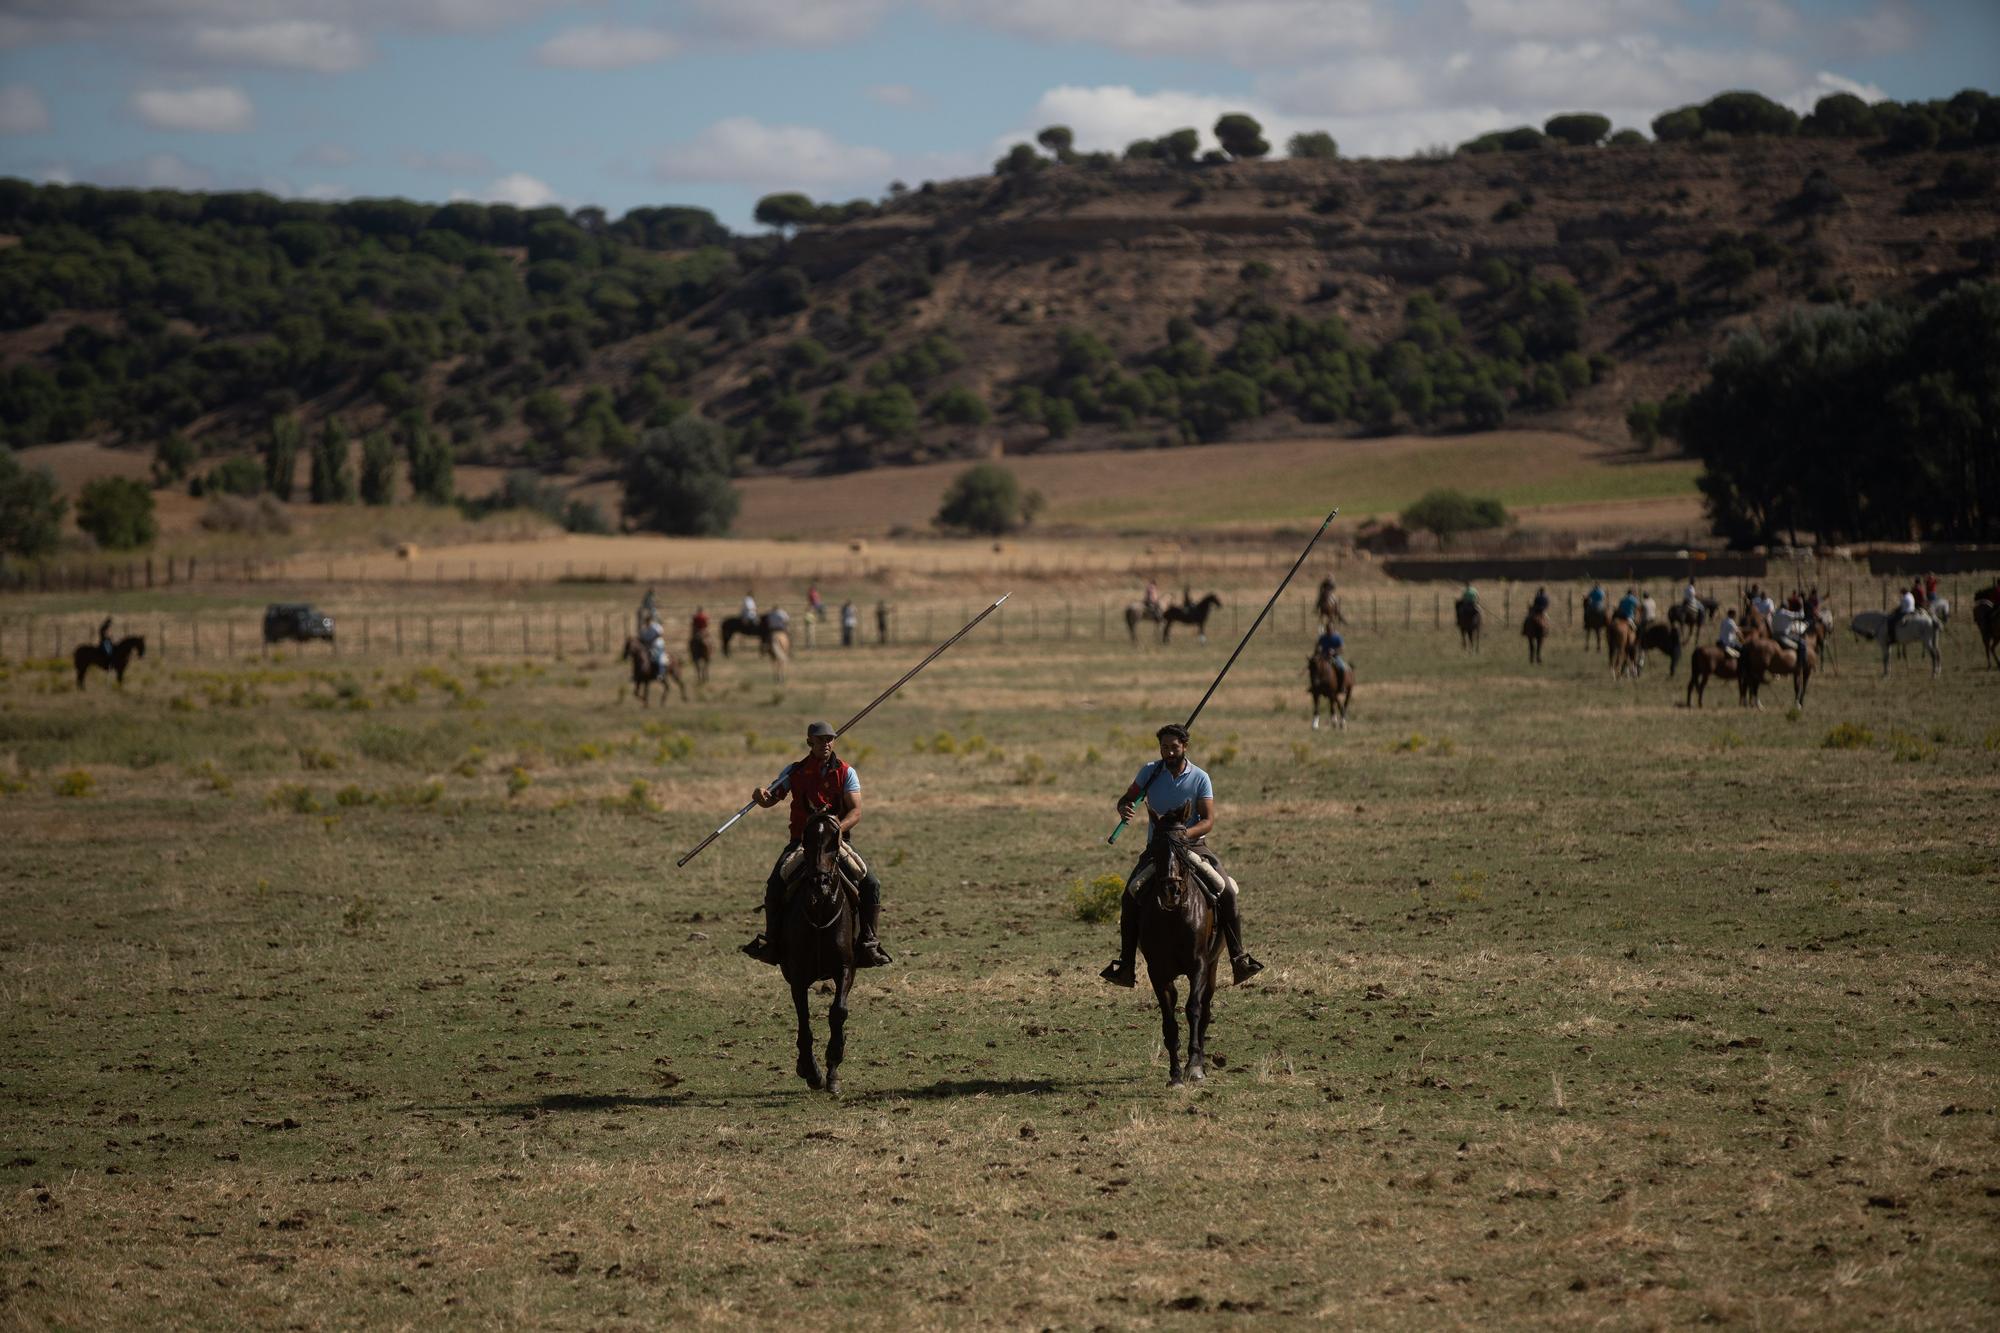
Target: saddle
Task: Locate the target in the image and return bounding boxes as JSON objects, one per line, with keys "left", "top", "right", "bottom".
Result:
{"left": 777, "top": 841, "right": 869, "bottom": 906}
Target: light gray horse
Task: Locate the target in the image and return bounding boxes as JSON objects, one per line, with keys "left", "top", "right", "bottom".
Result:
{"left": 1850, "top": 610, "right": 1941, "bottom": 677}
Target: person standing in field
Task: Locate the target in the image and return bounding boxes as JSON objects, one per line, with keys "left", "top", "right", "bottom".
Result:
{"left": 1100, "top": 723, "right": 1263, "bottom": 989}
{"left": 742, "top": 721, "right": 891, "bottom": 967}
{"left": 875, "top": 600, "right": 890, "bottom": 644}
{"left": 840, "top": 599, "right": 857, "bottom": 647}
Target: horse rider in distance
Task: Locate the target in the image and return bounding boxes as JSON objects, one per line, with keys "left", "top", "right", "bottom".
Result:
{"left": 742, "top": 721, "right": 892, "bottom": 969}
{"left": 1142, "top": 577, "right": 1162, "bottom": 619}
{"left": 1100, "top": 723, "right": 1264, "bottom": 990}
{"left": 1716, "top": 607, "right": 1743, "bottom": 659}
{"left": 1315, "top": 624, "right": 1347, "bottom": 675}
{"left": 97, "top": 616, "right": 114, "bottom": 659}
{"left": 1614, "top": 586, "right": 1640, "bottom": 629}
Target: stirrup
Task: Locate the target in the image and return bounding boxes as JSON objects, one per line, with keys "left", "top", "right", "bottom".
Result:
{"left": 1100, "top": 959, "right": 1136, "bottom": 988}
{"left": 1231, "top": 954, "right": 1265, "bottom": 985}
{"left": 855, "top": 937, "right": 893, "bottom": 967}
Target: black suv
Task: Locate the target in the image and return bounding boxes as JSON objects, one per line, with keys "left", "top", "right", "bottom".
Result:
{"left": 263, "top": 603, "right": 336, "bottom": 645}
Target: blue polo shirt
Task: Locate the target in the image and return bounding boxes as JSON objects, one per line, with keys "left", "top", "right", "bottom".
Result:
{"left": 1133, "top": 759, "right": 1213, "bottom": 841}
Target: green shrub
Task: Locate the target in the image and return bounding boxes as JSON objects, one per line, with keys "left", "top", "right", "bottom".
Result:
{"left": 1821, "top": 722, "right": 1874, "bottom": 750}
{"left": 269, "top": 783, "right": 320, "bottom": 813}
{"left": 53, "top": 769, "right": 95, "bottom": 798}
{"left": 1069, "top": 873, "right": 1126, "bottom": 923}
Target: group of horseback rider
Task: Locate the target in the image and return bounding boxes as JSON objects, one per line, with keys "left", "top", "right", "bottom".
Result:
{"left": 734, "top": 716, "right": 1268, "bottom": 991}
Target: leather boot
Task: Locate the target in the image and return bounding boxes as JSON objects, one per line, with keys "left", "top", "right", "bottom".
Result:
{"left": 856, "top": 896, "right": 892, "bottom": 967}
{"left": 1099, "top": 893, "right": 1138, "bottom": 987}
{"left": 742, "top": 888, "right": 783, "bottom": 965}
{"left": 1216, "top": 891, "right": 1264, "bottom": 985}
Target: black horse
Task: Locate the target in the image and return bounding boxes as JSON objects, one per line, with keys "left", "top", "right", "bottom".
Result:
{"left": 1136, "top": 827, "right": 1224, "bottom": 1088}
{"left": 1161, "top": 593, "right": 1222, "bottom": 644}
{"left": 780, "top": 811, "right": 859, "bottom": 1096}
{"left": 74, "top": 636, "right": 145, "bottom": 689}
{"left": 720, "top": 614, "right": 777, "bottom": 657}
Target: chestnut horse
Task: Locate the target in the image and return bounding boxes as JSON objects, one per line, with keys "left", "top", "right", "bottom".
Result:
{"left": 1135, "top": 828, "right": 1224, "bottom": 1088}
{"left": 1521, "top": 609, "right": 1549, "bottom": 664}
{"left": 1306, "top": 654, "right": 1353, "bottom": 730}
{"left": 619, "top": 637, "right": 688, "bottom": 705}
{"left": 1607, "top": 617, "right": 1639, "bottom": 680}
{"left": 73, "top": 635, "right": 145, "bottom": 689}
{"left": 1739, "top": 626, "right": 1821, "bottom": 709}
{"left": 1684, "top": 646, "right": 1744, "bottom": 708}
{"left": 779, "top": 811, "right": 859, "bottom": 1095}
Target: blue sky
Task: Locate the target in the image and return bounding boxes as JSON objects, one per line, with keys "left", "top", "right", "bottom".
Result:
{"left": 1, "top": 1, "right": 1993, "bottom": 231}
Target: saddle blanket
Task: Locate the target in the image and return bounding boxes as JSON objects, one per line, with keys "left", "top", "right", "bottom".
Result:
{"left": 1126, "top": 846, "right": 1239, "bottom": 900}
{"left": 777, "top": 841, "right": 870, "bottom": 891}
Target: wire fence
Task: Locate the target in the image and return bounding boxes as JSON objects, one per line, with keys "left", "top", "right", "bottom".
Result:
{"left": 10, "top": 573, "right": 1993, "bottom": 666}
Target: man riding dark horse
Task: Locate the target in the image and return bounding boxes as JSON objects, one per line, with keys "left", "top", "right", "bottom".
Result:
{"left": 1100, "top": 724, "right": 1263, "bottom": 989}
{"left": 97, "top": 616, "right": 115, "bottom": 660}
{"left": 742, "top": 721, "right": 892, "bottom": 968}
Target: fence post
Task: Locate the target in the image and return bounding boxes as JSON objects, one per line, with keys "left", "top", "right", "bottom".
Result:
{"left": 1404, "top": 594, "right": 1411, "bottom": 629}
{"left": 426, "top": 616, "right": 434, "bottom": 656}
{"left": 1434, "top": 592, "right": 1440, "bottom": 628}
{"left": 522, "top": 614, "right": 530, "bottom": 656}
{"left": 227, "top": 621, "right": 235, "bottom": 657}
{"left": 395, "top": 616, "right": 403, "bottom": 656}
{"left": 554, "top": 615, "right": 564, "bottom": 661}
{"left": 457, "top": 616, "right": 464, "bottom": 655}
{"left": 1371, "top": 593, "right": 1378, "bottom": 632}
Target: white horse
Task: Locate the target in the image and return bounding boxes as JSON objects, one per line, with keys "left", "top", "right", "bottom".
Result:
{"left": 1850, "top": 611, "right": 1941, "bottom": 677}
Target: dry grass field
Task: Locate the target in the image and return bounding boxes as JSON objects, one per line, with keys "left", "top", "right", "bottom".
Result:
{"left": 3, "top": 570, "right": 1997, "bottom": 1329}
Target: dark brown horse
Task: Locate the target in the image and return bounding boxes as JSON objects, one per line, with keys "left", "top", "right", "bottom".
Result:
{"left": 619, "top": 637, "right": 688, "bottom": 706}
{"left": 1582, "top": 600, "right": 1608, "bottom": 651}
{"left": 73, "top": 636, "right": 145, "bottom": 689}
{"left": 1684, "top": 645, "right": 1742, "bottom": 708}
{"left": 1667, "top": 596, "right": 1717, "bottom": 640}
{"left": 1135, "top": 829, "right": 1223, "bottom": 1088}
{"left": 1637, "top": 621, "right": 1683, "bottom": 677}
{"left": 1974, "top": 598, "right": 1998, "bottom": 670}
{"left": 1161, "top": 593, "right": 1222, "bottom": 644}
{"left": 1306, "top": 654, "right": 1353, "bottom": 730}
{"left": 780, "top": 811, "right": 858, "bottom": 1095}
{"left": 1456, "top": 600, "right": 1482, "bottom": 652}
{"left": 686, "top": 630, "right": 712, "bottom": 684}
{"left": 1521, "top": 609, "right": 1549, "bottom": 664}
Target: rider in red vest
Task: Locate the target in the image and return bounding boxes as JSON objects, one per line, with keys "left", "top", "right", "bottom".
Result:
{"left": 741, "top": 721, "right": 891, "bottom": 967}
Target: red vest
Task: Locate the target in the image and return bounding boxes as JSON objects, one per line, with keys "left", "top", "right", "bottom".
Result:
{"left": 787, "top": 755, "right": 852, "bottom": 841}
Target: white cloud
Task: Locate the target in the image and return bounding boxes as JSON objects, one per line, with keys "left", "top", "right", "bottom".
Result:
{"left": 866, "top": 83, "right": 923, "bottom": 107}
{"left": 1458, "top": 0, "right": 1677, "bottom": 39}
{"left": 131, "top": 85, "right": 254, "bottom": 132}
{"left": 299, "top": 181, "right": 348, "bottom": 200}
{"left": 1784, "top": 70, "right": 1890, "bottom": 115}
{"left": 191, "top": 21, "right": 370, "bottom": 72}
{"left": 535, "top": 25, "right": 680, "bottom": 69}
{"left": 0, "top": 84, "right": 51, "bottom": 133}
{"left": 934, "top": 0, "right": 1390, "bottom": 67}
{"left": 653, "top": 116, "right": 895, "bottom": 188}
{"left": 683, "top": 0, "right": 892, "bottom": 45}
{"left": 451, "top": 171, "right": 562, "bottom": 207}
{"left": 1258, "top": 57, "right": 1426, "bottom": 117}
{"left": 1446, "top": 36, "right": 1798, "bottom": 112}
{"left": 294, "top": 141, "right": 357, "bottom": 167}
{"left": 401, "top": 148, "right": 496, "bottom": 176}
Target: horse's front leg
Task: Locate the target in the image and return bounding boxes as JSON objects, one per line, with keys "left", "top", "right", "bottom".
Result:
{"left": 1183, "top": 973, "right": 1207, "bottom": 1083}
{"left": 824, "top": 965, "right": 852, "bottom": 1097}
{"left": 791, "top": 979, "right": 822, "bottom": 1089}
{"left": 1154, "top": 977, "right": 1182, "bottom": 1086}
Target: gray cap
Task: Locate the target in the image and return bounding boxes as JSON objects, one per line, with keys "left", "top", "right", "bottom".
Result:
{"left": 806, "top": 720, "right": 836, "bottom": 738}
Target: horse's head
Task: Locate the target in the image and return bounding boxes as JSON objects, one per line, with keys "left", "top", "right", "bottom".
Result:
{"left": 800, "top": 808, "right": 844, "bottom": 895}
{"left": 1146, "top": 807, "right": 1194, "bottom": 910}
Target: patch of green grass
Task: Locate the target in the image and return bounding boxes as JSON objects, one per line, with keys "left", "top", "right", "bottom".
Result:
{"left": 1822, "top": 721, "right": 1874, "bottom": 749}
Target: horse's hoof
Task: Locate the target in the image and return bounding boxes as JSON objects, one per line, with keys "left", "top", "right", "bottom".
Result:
{"left": 1188, "top": 1065, "right": 1206, "bottom": 1083}
{"left": 1168, "top": 1076, "right": 1185, "bottom": 1089}
{"left": 825, "top": 1072, "right": 841, "bottom": 1097}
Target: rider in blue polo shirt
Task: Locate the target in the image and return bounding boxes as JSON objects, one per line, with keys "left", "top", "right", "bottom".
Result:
{"left": 1100, "top": 723, "right": 1264, "bottom": 989}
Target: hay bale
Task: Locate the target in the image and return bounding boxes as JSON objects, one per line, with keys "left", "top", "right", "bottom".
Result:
{"left": 396, "top": 542, "right": 420, "bottom": 560}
